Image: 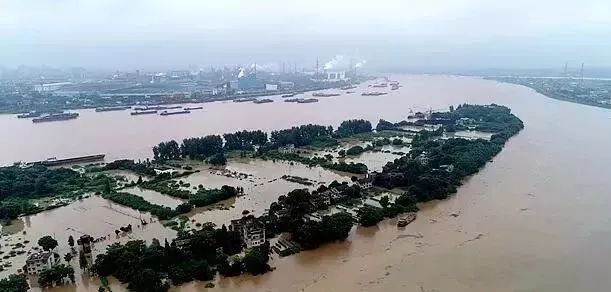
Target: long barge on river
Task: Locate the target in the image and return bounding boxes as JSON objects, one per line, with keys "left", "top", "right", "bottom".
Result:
{"left": 32, "top": 112, "right": 79, "bottom": 123}
{"left": 95, "top": 106, "right": 131, "bottom": 112}
{"left": 39, "top": 154, "right": 106, "bottom": 167}
{"left": 312, "top": 92, "right": 340, "bottom": 97}
{"left": 130, "top": 110, "right": 158, "bottom": 115}
{"left": 133, "top": 105, "right": 182, "bottom": 111}
{"left": 160, "top": 110, "right": 191, "bottom": 116}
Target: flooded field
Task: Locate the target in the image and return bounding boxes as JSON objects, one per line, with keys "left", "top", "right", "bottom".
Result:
{"left": 123, "top": 187, "right": 185, "bottom": 208}
{"left": 182, "top": 159, "right": 348, "bottom": 226}
{"left": 2, "top": 75, "right": 611, "bottom": 291}
{"left": 0, "top": 195, "right": 176, "bottom": 287}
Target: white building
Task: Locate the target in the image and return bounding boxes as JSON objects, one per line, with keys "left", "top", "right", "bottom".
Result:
{"left": 265, "top": 84, "right": 278, "bottom": 91}
{"left": 33, "top": 82, "right": 73, "bottom": 93}
{"left": 278, "top": 144, "right": 296, "bottom": 154}
{"left": 231, "top": 217, "right": 267, "bottom": 248}
{"left": 358, "top": 173, "right": 375, "bottom": 189}
{"left": 26, "top": 251, "right": 60, "bottom": 275}
{"left": 326, "top": 71, "right": 347, "bottom": 82}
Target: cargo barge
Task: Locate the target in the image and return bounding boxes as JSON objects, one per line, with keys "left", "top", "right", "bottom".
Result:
{"left": 233, "top": 97, "right": 257, "bottom": 103}
{"left": 297, "top": 98, "right": 319, "bottom": 103}
{"left": 184, "top": 106, "right": 203, "bottom": 110}
{"left": 130, "top": 110, "right": 158, "bottom": 116}
{"left": 41, "top": 154, "right": 106, "bottom": 166}
{"left": 362, "top": 92, "right": 388, "bottom": 96}
{"left": 160, "top": 110, "right": 191, "bottom": 116}
{"left": 312, "top": 92, "right": 340, "bottom": 97}
{"left": 133, "top": 105, "right": 182, "bottom": 111}
{"left": 95, "top": 106, "right": 131, "bottom": 112}
{"left": 281, "top": 93, "right": 298, "bottom": 98}
{"left": 32, "top": 112, "right": 79, "bottom": 123}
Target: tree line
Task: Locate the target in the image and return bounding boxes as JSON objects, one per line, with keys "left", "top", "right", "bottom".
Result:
{"left": 152, "top": 119, "right": 376, "bottom": 163}
{"left": 90, "top": 222, "right": 269, "bottom": 292}
{"left": 374, "top": 104, "right": 524, "bottom": 203}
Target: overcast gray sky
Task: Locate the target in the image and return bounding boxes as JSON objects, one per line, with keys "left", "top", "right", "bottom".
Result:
{"left": 1, "top": 0, "right": 610, "bottom": 70}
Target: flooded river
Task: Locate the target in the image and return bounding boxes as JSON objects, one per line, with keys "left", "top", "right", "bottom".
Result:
{"left": 3, "top": 75, "right": 611, "bottom": 291}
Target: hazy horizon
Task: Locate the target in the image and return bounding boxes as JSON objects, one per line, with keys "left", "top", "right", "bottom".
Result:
{"left": 2, "top": 0, "right": 611, "bottom": 71}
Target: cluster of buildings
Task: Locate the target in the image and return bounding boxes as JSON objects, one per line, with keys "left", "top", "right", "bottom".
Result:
{"left": 25, "top": 235, "right": 93, "bottom": 275}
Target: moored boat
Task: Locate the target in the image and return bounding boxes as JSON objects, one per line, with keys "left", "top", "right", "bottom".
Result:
{"left": 41, "top": 154, "right": 106, "bottom": 166}
{"left": 312, "top": 92, "right": 340, "bottom": 97}
{"left": 296, "top": 98, "right": 319, "bottom": 103}
{"left": 184, "top": 106, "right": 203, "bottom": 110}
{"left": 17, "top": 111, "right": 42, "bottom": 118}
{"left": 233, "top": 97, "right": 257, "bottom": 103}
{"left": 160, "top": 110, "right": 191, "bottom": 116}
{"left": 95, "top": 106, "right": 131, "bottom": 112}
{"left": 32, "top": 112, "right": 79, "bottom": 123}
{"left": 253, "top": 99, "right": 273, "bottom": 104}
{"left": 397, "top": 212, "right": 417, "bottom": 227}
{"left": 362, "top": 92, "right": 388, "bottom": 96}
{"left": 130, "top": 110, "right": 158, "bottom": 116}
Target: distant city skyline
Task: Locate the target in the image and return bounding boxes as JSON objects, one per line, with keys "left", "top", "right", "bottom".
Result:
{"left": 1, "top": 0, "right": 611, "bottom": 70}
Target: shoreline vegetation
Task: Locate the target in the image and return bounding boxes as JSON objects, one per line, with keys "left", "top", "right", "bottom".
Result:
{"left": 0, "top": 103, "right": 523, "bottom": 292}
{"left": 489, "top": 76, "right": 611, "bottom": 110}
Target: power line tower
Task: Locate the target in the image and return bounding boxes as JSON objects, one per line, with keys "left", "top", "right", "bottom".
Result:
{"left": 563, "top": 62, "right": 568, "bottom": 77}
{"left": 580, "top": 62, "right": 584, "bottom": 84}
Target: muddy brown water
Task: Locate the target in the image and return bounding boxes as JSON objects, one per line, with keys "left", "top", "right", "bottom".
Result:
{"left": 1, "top": 75, "right": 610, "bottom": 291}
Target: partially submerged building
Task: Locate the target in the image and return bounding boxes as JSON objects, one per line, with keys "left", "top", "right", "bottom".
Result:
{"left": 278, "top": 144, "right": 296, "bottom": 154}
{"left": 231, "top": 217, "right": 266, "bottom": 248}
{"left": 358, "top": 173, "right": 375, "bottom": 189}
{"left": 25, "top": 251, "right": 60, "bottom": 275}
{"left": 77, "top": 234, "right": 94, "bottom": 255}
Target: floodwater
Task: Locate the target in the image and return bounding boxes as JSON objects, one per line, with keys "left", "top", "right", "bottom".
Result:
{"left": 2, "top": 75, "right": 611, "bottom": 291}
{"left": 182, "top": 159, "right": 348, "bottom": 226}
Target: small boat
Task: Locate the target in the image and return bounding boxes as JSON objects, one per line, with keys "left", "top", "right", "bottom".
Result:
{"left": 17, "top": 111, "right": 41, "bottom": 118}
{"left": 297, "top": 98, "right": 318, "bottom": 103}
{"left": 391, "top": 85, "right": 399, "bottom": 90}
{"left": 372, "top": 83, "right": 388, "bottom": 88}
{"left": 397, "top": 212, "right": 417, "bottom": 227}
{"left": 184, "top": 106, "right": 203, "bottom": 110}
{"left": 284, "top": 98, "right": 300, "bottom": 103}
{"left": 281, "top": 93, "right": 298, "bottom": 98}
{"left": 160, "top": 110, "right": 191, "bottom": 116}
{"left": 340, "top": 85, "right": 357, "bottom": 90}
{"left": 346, "top": 91, "right": 355, "bottom": 94}
{"left": 253, "top": 99, "right": 273, "bottom": 104}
